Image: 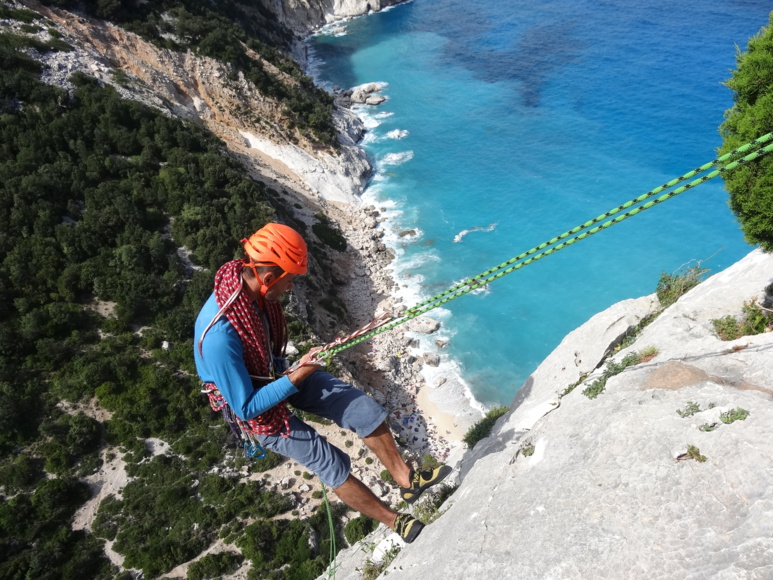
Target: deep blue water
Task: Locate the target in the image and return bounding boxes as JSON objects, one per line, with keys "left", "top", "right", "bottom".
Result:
{"left": 309, "top": 0, "right": 772, "bottom": 408}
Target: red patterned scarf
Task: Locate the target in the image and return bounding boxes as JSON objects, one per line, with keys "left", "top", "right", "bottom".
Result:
{"left": 207, "top": 259, "right": 292, "bottom": 437}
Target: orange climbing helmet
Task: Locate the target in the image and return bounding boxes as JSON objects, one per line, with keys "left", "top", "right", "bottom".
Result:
{"left": 242, "top": 223, "right": 308, "bottom": 275}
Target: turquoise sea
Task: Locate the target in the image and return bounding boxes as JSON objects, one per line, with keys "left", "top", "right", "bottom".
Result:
{"left": 308, "top": 0, "right": 772, "bottom": 409}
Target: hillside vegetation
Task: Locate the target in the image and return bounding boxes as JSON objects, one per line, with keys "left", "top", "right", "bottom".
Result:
{"left": 0, "top": 4, "right": 343, "bottom": 578}
{"left": 1, "top": 1, "right": 772, "bottom": 579}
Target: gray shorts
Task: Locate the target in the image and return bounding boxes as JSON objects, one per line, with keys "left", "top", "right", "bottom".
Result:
{"left": 258, "top": 371, "right": 387, "bottom": 488}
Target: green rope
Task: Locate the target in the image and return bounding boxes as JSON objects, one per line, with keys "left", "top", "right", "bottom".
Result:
{"left": 403, "top": 132, "right": 773, "bottom": 316}
{"left": 321, "top": 482, "right": 339, "bottom": 580}
{"left": 318, "top": 134, "right": 773, "bottom": 360}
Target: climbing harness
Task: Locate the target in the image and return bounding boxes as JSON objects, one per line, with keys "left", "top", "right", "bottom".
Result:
{"left": 289, "top": 133, "right": 773, "bottom": 368}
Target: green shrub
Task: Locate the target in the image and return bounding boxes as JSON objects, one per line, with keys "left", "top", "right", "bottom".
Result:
{"left": 294, "top": 409, "right": 333, "bottom": 426}
{"left": 656, "top": 265, "right": 708, "bottom": 308}
{"left": 582, "top": 379, "right": 606, "bottom": 400}
{"left": 0, "top": 5, "right": 40, "bottom": 22}
{"left": 320, "top": 295, "right": 346, "bottom": 318}
{"left": 718, "top": 13, "right": 773, "bottom": 252}
{"left": 637, "top": 345, "right": 659, "bottom": 362}
{"left": 187, "top": 552, "right": 243, "bottom": 580}
{"left": 343, "top": 515, "right": 377, "bottom": 545}
{"left": 712, "top": 301, "right": 771, "bottom": 340}
{"left": 412, "top": 484, "right": 457, "bottom": 524}
{"left": 249, "top": 449, "right": 286, "bottom": 472}
{"left": 20, "top": 23, "right": 43, "bottom": 33}
{"left": 361, "top": 546, "right": 401, "bottom": 580}
{"left": 312, "top": 215, "right": 347, "bottom": 252}
{"left": 379, "top": 470, "right": 396, "bottom": 485}
{"left": 463, "top": 406, "right": 508, "bottom": 448}
{"left": 712, "top": 315, "right": 743, "bottom": 340}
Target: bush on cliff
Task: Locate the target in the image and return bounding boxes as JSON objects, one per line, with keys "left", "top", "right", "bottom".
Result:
{"left": 463, "top": 406, "right": 509, "bottom": 448}
{"left": 719, "top": 12, "right": 773, "bottom": 252}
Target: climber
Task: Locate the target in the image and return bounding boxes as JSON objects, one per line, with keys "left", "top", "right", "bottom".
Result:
{"left": 193, "top": 222, "right": 451, "bottom": 544}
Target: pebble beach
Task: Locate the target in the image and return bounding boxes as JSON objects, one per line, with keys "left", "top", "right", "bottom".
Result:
{"left": 327, "top": 196, "right": 482, "bottom": 467}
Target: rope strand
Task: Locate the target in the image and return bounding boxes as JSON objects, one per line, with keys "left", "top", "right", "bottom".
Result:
{"left": 299, "top": 135, "right": 773, "bottom": 364}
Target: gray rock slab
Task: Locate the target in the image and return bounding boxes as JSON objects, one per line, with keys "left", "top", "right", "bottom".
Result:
{"left": 374, "top": 250, "right": 773, "bottom": 579}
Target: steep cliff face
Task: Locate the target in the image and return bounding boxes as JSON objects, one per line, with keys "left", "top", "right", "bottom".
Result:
{"left": 262, "top": 0, "right": 405, "bottom": 35}
{"left": 327, "top": 249, "right": 773, "bottom": 579}
{"left": 27, "top": 1, "right": 371, "bottom": 206}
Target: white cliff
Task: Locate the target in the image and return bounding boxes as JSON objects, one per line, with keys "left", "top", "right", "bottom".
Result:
{"left": 327, "top": 249, "right": 773, "bottom": 579}
{"left": 263, "top": 0, "right": 406, "bottom": 35}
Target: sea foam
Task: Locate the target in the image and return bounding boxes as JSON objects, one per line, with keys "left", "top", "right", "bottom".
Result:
{"left": 453, "top": 222, "right": 498, "bottom": 243}
{"left": 379, "top": 151, "right": 414, "bottom": 167}
{"left": 386, "top": 129, "right": 409, "bottom": 140}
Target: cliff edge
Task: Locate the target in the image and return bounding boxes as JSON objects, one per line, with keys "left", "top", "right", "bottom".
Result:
{"left": 330, "top": 249, "right": 773, "bottom": 579}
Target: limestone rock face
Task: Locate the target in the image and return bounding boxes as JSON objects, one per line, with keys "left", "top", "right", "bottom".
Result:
{"left": 324, "top": 250, "right": 773, "bottom": 579}
{"left": 32, "top": 3, "right": 371, "bottom": 205}
{"left": 265, "top": 0, "right": 406, "bottom": 35}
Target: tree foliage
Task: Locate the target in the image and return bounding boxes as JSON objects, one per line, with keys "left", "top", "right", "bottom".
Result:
{"left": 719, "top": 12, "right": 773, "bottom": 252}
{"left": 0, "top": 3, "right": 349, "bottom": 576}
{"left": 0, "top": 30, "right": 298, "bottom": 578}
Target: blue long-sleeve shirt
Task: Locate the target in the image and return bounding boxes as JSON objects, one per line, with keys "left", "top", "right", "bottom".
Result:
{"left": 193, "top": 292, "right": 297, "bottom": 420}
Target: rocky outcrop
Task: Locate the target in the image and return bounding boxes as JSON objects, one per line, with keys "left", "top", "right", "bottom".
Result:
{"left": 326, "top": 249, "right": 773, "bottom": 579}
{"left": 25, "top": 1, "right": 372, "bottom": 205}
{"left": 263, "top": 0, "right": 406, "bottom": 35}
{"left": 239, "top": 105, "right": 371, "bottom": 203}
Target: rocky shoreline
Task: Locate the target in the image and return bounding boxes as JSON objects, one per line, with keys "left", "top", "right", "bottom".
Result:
{"left": 326, "top": 198, "right": 477, "bottom": 460}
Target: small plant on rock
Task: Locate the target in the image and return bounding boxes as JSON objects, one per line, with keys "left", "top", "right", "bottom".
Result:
{"left": 712, "top": 301, "right": 772, "bottom": 340}
{"left": 720, "top": 407, "right": 750, "bottom": 424}
{"left": 686, "top": 445, "right": 707, "bottom": 462}
{"left": 582, "top": 351, "right": 644, "bottom": 399}
{"left": 412, "top": 484, "right": 458, "bottom": 525}
{"left": 420, "top": 454, "right": 442, "bottom": 471}
{"left": 656, "top": 264, "right": 709, "bottom": 308}
{"left": 677, "top": 445, "right": 707, "bottom": 463}
{"left": 676, "top": 401, "right": 701, "bottom": 418}
{"left": 360, "top": 545, "right": 401, "bottom": 580}
{"left": 463, "top": 406, "right": 509, "bottom": 448}
{"left": 637, "top": 345, "right": 659, "bottom": 363}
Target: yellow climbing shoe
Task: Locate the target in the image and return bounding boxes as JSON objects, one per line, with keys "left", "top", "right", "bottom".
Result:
{"left": 399, "top": 465, "right": 452, "bottom": 505}
{"left": 394, "top": 513, "right": 425, "bottom": 543}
